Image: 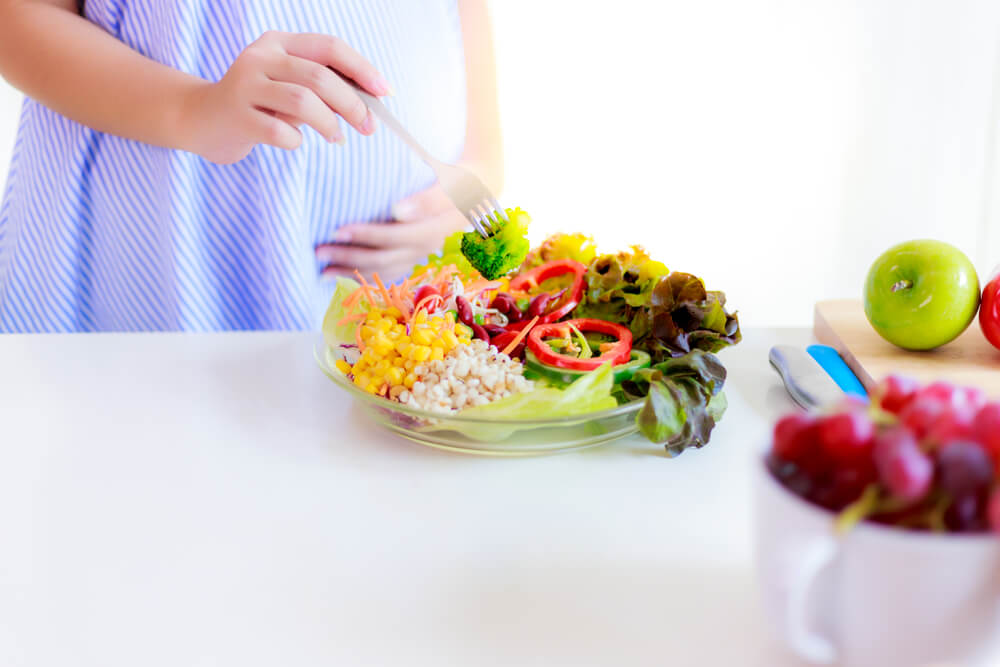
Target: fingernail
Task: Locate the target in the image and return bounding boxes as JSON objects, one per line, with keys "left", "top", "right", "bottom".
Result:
{"left": 335, "top": 133, "right": 346, "bottom": 146}
{"left": 360, "top": 111, "right": 376, "bottom": 134}
{"left": 334, "top": 229, "right": 352, "bottom": 243}
{"left": 316, "top": 246, "right": 341, "bottom": 263}
{"left": 375, "top": 76, "right": 393, "bottom": 96}
{"left": 391, "top": 201, "right": 414, "bottom": 221}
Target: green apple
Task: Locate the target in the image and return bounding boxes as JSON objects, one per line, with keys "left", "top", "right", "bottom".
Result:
{"left": 863, "top": 239, "right": 980, "bottom": 350}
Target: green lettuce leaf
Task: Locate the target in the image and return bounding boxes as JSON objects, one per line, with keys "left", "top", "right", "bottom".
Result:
{"left": 520, "top": 232, "right": 599, "bottom": 270}
{"left": 321, "top": 277, "right": 362, "bottom": 349}
{"left": 412, "top": 230, "right": 477, "bottom": 278}
{"left": 621, "top": 350, "right": 729, "bottom": 456}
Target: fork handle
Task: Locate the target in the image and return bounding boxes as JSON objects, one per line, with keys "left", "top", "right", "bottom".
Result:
{"left": 340, "top": 77, "right": 439, "bottom": 167}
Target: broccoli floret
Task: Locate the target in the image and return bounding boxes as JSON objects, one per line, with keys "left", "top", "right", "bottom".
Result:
{"left": 460, "top": 207, "right": 531, "bottom": 280}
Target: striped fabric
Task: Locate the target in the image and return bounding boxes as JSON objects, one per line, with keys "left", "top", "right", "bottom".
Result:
{"left": 0, "top": 0, "right": 466, "bottom": 332}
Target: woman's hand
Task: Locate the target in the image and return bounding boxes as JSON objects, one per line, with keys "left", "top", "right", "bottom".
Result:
{"left": 316, "top": 184, "right": 469, "bottom": 283}
{"left": 179, "top": 31, "right": 392, "bottom": 164}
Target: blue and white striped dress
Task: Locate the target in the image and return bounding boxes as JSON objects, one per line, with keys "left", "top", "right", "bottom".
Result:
{"left": 0, "top": 0, "right": 467, "bottom": 331}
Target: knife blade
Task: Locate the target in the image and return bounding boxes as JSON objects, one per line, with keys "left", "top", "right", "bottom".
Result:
{"left": 769, "top": 345, "right": 853, "bottom": 410}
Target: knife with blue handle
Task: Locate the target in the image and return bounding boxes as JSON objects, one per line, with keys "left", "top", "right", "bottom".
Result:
{"left": 769, "top": 345, "right": 868, "bottom": 410}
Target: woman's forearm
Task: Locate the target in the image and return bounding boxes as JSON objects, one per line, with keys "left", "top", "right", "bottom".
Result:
{"left": 0, "top": 0, "right": 206, "bottom": 152}
{"left": 458, "top": 0, "right": 504, "bottom": 196}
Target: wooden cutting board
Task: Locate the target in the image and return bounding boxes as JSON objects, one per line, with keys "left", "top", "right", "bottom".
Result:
{"left": 814, "top": 299, "right": 1000, "bottom": 397}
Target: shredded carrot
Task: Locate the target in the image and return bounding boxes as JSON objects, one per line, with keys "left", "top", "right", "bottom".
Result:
{"left": 343, "top": 287, "right": 367, "bottom": 311}
{"left": 386, "top": 284, "right": 409, "bottom": 317}
{"left": 337, "top": 312, "right": 366, "bottom": 327}
{"left": 434, "top": 265, "right": 459, "bottom": 290}
{"left": 353, "top": 270, "right": 380, "bottom": 309}
{"left": 354, "top": 322, "right": 365, "bottom": 350}
{"left": 501, "top": 316, "right": 539, "bottom": 356}
{"left": 372, "top": 273, "right": 393, "bottom": 307}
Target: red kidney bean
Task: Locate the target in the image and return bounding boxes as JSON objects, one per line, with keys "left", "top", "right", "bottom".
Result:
{"left": 484, "top": 324, "right": 507, "bottom": 338}
{"left": 471, "top": 323, "right": 490, "bottom": 341}
{"left": 489, "top": 293, "right": 515, "bottom": 313}
{"left": 526, "top": 293, "right": 552, "bottom": 318}
{"left": 455, "top": 296, "right": 474, "bottom": 325}
{"left": 506, "top": 306, "right": 523, "bottom": 323}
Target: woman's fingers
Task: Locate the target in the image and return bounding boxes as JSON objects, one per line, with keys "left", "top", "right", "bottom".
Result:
{"left": 331, "top": 215, "right": 459, "bottom": 250}
{"left": 249, "top": 110, "right": 303, "bottom": 151}
{"left": 272, "top": 32, "right": 391, "bottom": 98}
{"left": 256, "top": 81, "right": 341, "bottom": 143}
{"left": 391, "top": 184, "right": 455, "bottom": 221}
{"left": 317, "top": 245, "right": 415, "bottom": 279}
{"left": 266, "top": 55, "right": 374, "bottom": 135}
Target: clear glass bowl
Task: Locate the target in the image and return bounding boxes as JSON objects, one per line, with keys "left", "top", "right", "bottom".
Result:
{"left": 315, "top": 343, "right": 642, "bottom": 455}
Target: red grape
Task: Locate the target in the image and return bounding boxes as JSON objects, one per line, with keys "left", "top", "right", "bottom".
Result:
{"left": 898, "top": 398, "right": 949, "bottom": 440}
{"left": 915, "top": 381, "right": 960, "bottom": 406}
{"left": 959, "top": 387, "right": 989, "bottom": 412}
{"left": 974, "top": 403, "right": 1000, "bottom": 461}
{"left": 772, "top": 413, "right": 818, "bottom": 465}
{"left": 945, "top": 494, "right": 986, "bottom": 533}
{"left": 988, "top": 490, "right": 1000, "bottom": 534}
{"left": 923, "top": 408, "right": 975, "bottom": 447}
{"left": 872, "top": 427, "right": 933, "bottom": 502}
{"left": 818, "top": 411, "right": 874, "bottom": 463}
{"left": 875, "top": 375, "right": 920, "bottom": 414}
{"left": 937, "top": 441, "right": 995, "bottom": 500}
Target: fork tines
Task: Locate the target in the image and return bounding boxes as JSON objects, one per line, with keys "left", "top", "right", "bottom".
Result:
{"left": 468, "top": 199, "right": 509, "bottom": 239}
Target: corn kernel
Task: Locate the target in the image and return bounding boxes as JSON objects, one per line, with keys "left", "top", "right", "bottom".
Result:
{"left": 391, "top": 324, "right": 406, "bottom": 335}
{"left": 414, "top": 310, "right": 427, "bottom": 324}
{"left": 364, "top": 382, "right": 379, "bottom": 394}
{"left": 385, "top": 307, "right": 403, "bottom": 319}
{"left": 395, "top": 341, "right": 411, "bottom": 356}
{"left": 404, "top": 359, "right": 416, "bottom": 371}
{"left": 442, "top": 330, "right": 459, "bottom": 348}
{"left": 412, "top": 328, "right": 433, "bottom": 346}
{"left": 392, "top": 356, "right": 406, "bottom": 367}
{"left": 335, "top": 359, "right": 352, "bottom": 375}
{"left": 403, "top": 373, "right": 417, "bottom": 389}
{"left": 360, "top": 325, "right": 376, "bottom": 340}
{"left": 445, "top": 311, "right": 456, "bottom": 324}
{"left": 353, "top": 359, "right": 368, "bottom": 372}
{"left": 356, "top": 372, "right": 373, "bottom": 388}
{"left": 411, "top": 345, "right": 431, "bottom": 362}
{"left": 374, "top": 359, "right": 391, "bottom": 373}
{"left": 431, "top": 336, "right": 445, "bottom": 349}
{"left": 365, "top": 311, "right": 381, "bottom": 324}
{"left": 430, "top": 347, "right": 444, "bottom": 362}
{"left": 375, "top": 317, "right": 393, "bottom": 333}
{"left": 386, "top": 367, "right": 405, "bottom": 386}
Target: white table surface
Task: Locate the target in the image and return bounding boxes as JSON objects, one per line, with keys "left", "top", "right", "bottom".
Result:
{"left": 0, "top": 329, "right": 817, "bottom": 667}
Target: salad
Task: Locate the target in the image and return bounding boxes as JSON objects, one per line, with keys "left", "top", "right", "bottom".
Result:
{"left": 322, "top": 209, "right": 742, "bottom": 455}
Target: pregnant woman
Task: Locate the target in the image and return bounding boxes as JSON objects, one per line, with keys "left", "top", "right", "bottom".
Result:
{"left": 0, "top": 0, "right": 502, "bottom": 331}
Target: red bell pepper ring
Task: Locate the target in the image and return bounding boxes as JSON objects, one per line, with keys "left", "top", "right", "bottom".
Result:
{"left": 526, "top": 319, "right": 632, "bottom": 371}
{"left": 508, "top": 259, "right": 586, "bottom": 324}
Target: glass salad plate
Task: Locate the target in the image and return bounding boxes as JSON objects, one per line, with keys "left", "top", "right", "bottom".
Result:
{"left": 315, "top": 343, "right": 643, "bottom": 455}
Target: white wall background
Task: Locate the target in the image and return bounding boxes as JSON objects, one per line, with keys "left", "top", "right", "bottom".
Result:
{"left": 2, "top": 1, "right": 1000, "bottom": 327}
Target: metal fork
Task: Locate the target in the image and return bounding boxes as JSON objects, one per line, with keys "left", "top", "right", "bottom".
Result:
{"left": 345, "top": 81, "right": 507, "bottom": 238}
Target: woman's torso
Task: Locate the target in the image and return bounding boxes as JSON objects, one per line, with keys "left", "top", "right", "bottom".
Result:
{"left": 0, "top": 0, "right": 466, "bottom": 331}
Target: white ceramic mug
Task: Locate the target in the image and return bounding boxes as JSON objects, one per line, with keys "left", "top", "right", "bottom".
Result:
{"left": 753, "top": 455, "right": 1000, "bottom": 667}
